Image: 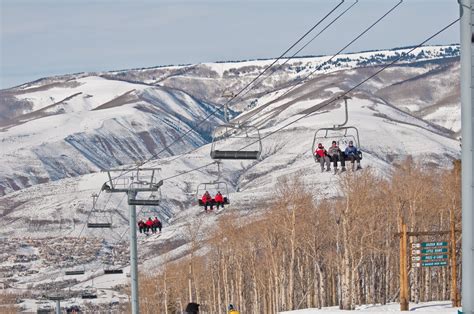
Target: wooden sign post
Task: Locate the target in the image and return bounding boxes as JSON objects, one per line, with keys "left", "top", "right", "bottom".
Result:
{"left": 399, "top": 218, "right": 409, "bottom": 311}
{"left": 396, "top": 213, "right": 460, "bottom": 311}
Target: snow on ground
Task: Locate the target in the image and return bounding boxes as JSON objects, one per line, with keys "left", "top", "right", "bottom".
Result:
{"left": 17, "top": 76, "right": 147, "bottom": 112}
{"left": 424, "top": 106, "right": 461, "bottom": 134}
{"left": 200, "top": 45, "right": 458, "bottom": 80}
{"left": 280, "top": 301, "right": 460, "bottom": 313}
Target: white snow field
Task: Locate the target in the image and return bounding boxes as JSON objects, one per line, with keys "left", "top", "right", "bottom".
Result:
{"left": 281, "top": 301, "right": 460, "bottom": 313}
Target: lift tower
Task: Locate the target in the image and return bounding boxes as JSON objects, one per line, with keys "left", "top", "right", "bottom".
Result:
{"left": 102, "top": 167, "right": 162, "bottom": 314}
{"left": 460, "top": 1, "right": 473, "bottom": 313}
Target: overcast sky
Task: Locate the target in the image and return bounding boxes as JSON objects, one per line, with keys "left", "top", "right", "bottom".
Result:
{"left": 0, "top": 0, "right": 460, "bottom": 89}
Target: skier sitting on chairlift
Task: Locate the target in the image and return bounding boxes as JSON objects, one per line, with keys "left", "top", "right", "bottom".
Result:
{"left": 327, "top": 141, "right": 346, "bottom": 173}
{"left": 214, "top": 191, "right": 225, "bottom": 210}
{"left": 153, "top": 216, "right": 162, "bottom": 233}
{"left": 145, "top": 217, "right": 153, "bottom": 233}
{"left": 344, "top": 140, "right": 362, "bottom": 171}
{"left": 202, "top": 191, "right": 214, "bottom": 211}
{"left": 138, "top": 220, "right": 145, "bottom": 234}
{"left": 315, "top": 143, "right": 331, "bottom": 172}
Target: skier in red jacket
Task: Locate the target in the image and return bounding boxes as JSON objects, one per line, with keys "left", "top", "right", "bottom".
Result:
{"left": 153, "top": 217, "right": 162, "bottom": 233}
{"left": 214, "top": 191, "right": 225, "bottom": 210}
{"left": 202, "top": 191, "right": 213, "bottom": 211}
{"left": 137, "top": 220, "right": 145, "bottom": 234}
{"left": 314, "top": 143, "right": 331, "bottom": 172}
{"left": 145, "top": 217, "right": 153, "bottom": 233}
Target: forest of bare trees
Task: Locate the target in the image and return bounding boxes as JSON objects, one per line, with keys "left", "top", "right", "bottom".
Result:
{"left": 139, "top": 159, "right": 461, "bottom": 313}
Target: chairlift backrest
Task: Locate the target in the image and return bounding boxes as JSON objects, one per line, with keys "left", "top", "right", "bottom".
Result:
{"left": 104, "top": 269, "right": 123, "bottom": 275}
{"left": 87, "top": 222, "right": 112, "bottom": 229}
{"left": 210, "top": 123, "right": 262, "bottom": 160}
{"left": 65, "top": 270, "right": 85, "bottom": 276}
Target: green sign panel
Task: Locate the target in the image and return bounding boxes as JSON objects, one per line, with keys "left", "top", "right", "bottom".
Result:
{"left": 421, "top": 248, "right": 448, "bottom": 254}
{"left": 421, "top": 261, "right": 448, "bottom": 267}
{"left": 421, "top": 254, "right": 448, "bottom": 261}
{"left": 421, "top": 241, "right": 448, "bottom": 247}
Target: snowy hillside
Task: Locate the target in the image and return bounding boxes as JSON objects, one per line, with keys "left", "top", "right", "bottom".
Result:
{"left": 0, "top": 76, "right": 225, "bottom": 195}
{"left": 0, "top": 80, "right": 460, "bottom": 298}
{"left": 0, "top": 45, "right": 461, "bottom": 305}
{"left": 0, "top": 45, "right": 460, "bottom": 196}
{"left": 281, "top": 301, "right": 459, "bottom": 314}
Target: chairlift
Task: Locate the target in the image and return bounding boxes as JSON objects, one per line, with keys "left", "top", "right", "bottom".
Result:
{"left": 128, "top": 187, "right": 162, "bottom": 206}
{"left": 311, "top": 96, "right": 363, "bottom": 162}
{"left": 104, "top": 247, "right": 124, "bottom": 275}
{"left": 210, "top": 123, "right": 262, "bottom": 160}
{"left": 87, "top": 193, "right": 112, "bottom": 229}
{"left": 81, "top": 288, "right": 97, "bottom": 299}
{"left": 65, "top": 268, "right": 85, "bottom": 276}
{"left": 81, "top": 280, "right": 98, "bottom": 299}
{"left": 196, "top": 161, "right": 230, "bottom": 206}
{"left": 104, "top": 269, "right": 123, "bottom": 275}
{"left": 196, "top": 182, "right": 230, "bottom": 206}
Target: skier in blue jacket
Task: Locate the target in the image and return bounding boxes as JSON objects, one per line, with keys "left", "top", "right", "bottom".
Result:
{"left": 344, "top": 140, "right": 362, "bottom": 171}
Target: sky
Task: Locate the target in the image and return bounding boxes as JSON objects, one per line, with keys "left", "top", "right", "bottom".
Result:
{"left": 0, "top": 0, "right": 460, "bottom": 89}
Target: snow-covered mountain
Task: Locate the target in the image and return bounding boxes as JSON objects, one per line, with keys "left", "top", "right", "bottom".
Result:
{"left": 0, "top": 45, "right": 461, "bottom": 301}
{"left": 0, "top": 76, "right": 225, "bottom": 195}
{"left": 0, "top": 45, "right": 460, "bottom": 197}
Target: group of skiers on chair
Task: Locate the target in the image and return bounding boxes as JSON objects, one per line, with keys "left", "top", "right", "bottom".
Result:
{"left": 137, "top": 217, "right": 162, "bottom": 234}
{"left": 201, "top": 190, "right": 225, "bottom": 212}
{"left": 315, "top": 140, "right": 362, "bottom": 173}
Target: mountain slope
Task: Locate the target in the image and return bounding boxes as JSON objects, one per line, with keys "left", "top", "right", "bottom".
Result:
{"left": 0, "top": 45, "right": 462, "bottom": 297}
{"left": 0, "top": 76, "right": 225, "bottom": 195}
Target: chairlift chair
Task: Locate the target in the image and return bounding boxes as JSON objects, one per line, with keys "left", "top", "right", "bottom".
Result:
{"left": 104, "top": 269, "right": 123, "bottom": 275}
{"left": 312, "top": 128, "right": 362, "bottom": 161}
{"left": 65, "top": 268, "right": 85, "bottom": 276}
{"left": 311, "top": 96, "right": 363, "bottom": 162}
{"left": 210, "top": 123, "right": 262, "bottom": 160}
{"left": 128, "top": 188, "right": 162, "bottom": 206}
{"left": 104, "top": 247, "right": 124, "bottom": 275}
{"left": 196, "top": 161, "right": 230, "bottom": 206}
{"left": 196, "top": 181, "right": 230, "bottom": 206}
{"left": 87, "top": 193, "right": 113, "bottom": 229}
{"left": 81, "top": 289, "right": 98, "bottom": 299}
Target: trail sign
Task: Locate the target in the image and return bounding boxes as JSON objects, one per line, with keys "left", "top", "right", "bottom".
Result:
{"left": 421, "top": 255, "right": 448, "bottom": 261}
{"left": 421, "top": 241, "right": 448, "bottom": 247}
{"left": 421, "top": 261, "right": 448, "bottom": 267}
{"left": 422, "top": 248, "right": 448, "bottom": 254}
{"left": 412, "top": 248, "right": 449, "bottom": 255}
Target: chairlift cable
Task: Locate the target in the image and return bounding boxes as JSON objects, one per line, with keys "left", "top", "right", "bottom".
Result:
{"left": 200, "top": 0, "right": 402, "bottom": 159}
{"left": 240, "top": 0, "right": 404, "bottom": 128}
{"left": 217, "top": 0, "right": 346, "bottom": 109}
{"left": 168, "top": 0, "right": 395, "bottom": 162}
{"left": 81, "top": 0, "right": 400, "bottom": 238}
{"left": 161, "top": 161, "right": 218, "bottom": 181}
{"left": 97, "top": 1, "right": 347, "bottom": 183}
{"left": 236, "top": 16, "right": 460, "bottom": 153}
{"left": 95, "top": 1, "right": 402, "bottom": 190}
{"left": 233, "top": 0, "right": 359, "bottom": 113}
{"left": 164, "top": 1, "right": 353, "bottom": 163}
